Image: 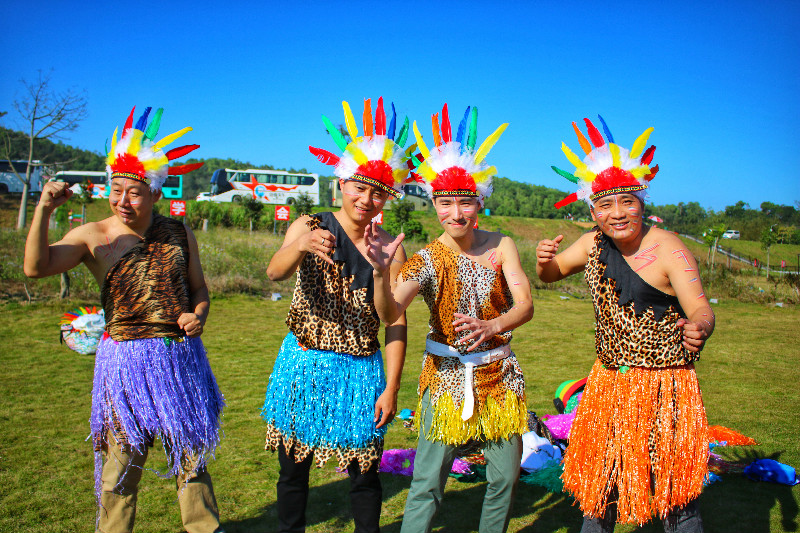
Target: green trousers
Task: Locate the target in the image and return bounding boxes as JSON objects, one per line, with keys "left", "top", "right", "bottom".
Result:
{"left": 97, "top": 431, "right": 222, "bottom": 533}
{"left": 400, "top": 390, "right": 523, "bottom": 533}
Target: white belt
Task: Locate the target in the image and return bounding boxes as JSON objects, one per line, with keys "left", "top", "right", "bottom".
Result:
{"left": 425, "top": 339, "right": 512, "bottom": 421}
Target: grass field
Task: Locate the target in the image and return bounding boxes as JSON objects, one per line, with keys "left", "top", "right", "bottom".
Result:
{"left": 1, "top": 292, "right": 798, "bottom": 533}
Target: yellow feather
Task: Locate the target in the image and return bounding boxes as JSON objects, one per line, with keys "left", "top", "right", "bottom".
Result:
{"left": 562, "top": 143, "right": 588, "bottom": 173}
{"left": 404, "top": 143, "right": 418, "bottom": 157}
{"left": 127, "top": 130, "right": 144, "bottom": 157}
{"left": 413, "top": 121, "right": 431, "bottom": 160}
{"left": 152, "top": 127, "right": 192, "bottom": 151}
{"left": 142, "top": 154, "right": 168, "bottom": 171}
{"left": 345, "top": 143, "right": 368, "bottom": 166}
{"left": 342, "top": 101, "right": 359, "bottom": 142}
{"left": 392, "top": 168, "right": 410, "bottom": 181}
{"left": 381, "top": 138, "right": 394, "bottom": 162}
{"left": 610, "top": 143, "right": 621, "bottom": 168}
{"left": 473, "top": 123, "right": 508, "bottom": 164}
{"left": 629, "top": 127, "right": 654, "bottom": 159}
{"left": 630, "top": 165, "right": 650, "bottom": 178}
{"left": 575, "top": 167, "right": 597, "bottom": 181}
{"left": 107, "top": 127, "right": 118, "bottom": 164}
{"left": 418, "top": 163, "right": 437, "bottom": 183}
{"left": 472, "top": 166, "right": 497, "bottom": 183}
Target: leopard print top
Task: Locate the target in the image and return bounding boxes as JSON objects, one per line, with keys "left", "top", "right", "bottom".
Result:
{"left": 586, "top": 230, "right": 699, "bottom": 368}
{"left": 102, "top": 214, "right": 190, "bottom": 342}
{"left": 285, "top": 212, "right": 381, "bottom": 356}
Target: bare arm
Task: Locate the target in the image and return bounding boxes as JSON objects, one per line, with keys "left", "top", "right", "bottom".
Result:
{"left": 266, "top": 215, "right": 336, "bottom": 281}
{"left": 177, "top": 225, "right": 210, "bottom": 337}
{"left": 454, "top": 236, "right": 535, "bottom": 351}
{"left": 24, "top": 181, "right": 89, "bottom": 278}
{"left": 374, "top": 247, "right": 408, "bottom": 429}
{"left": 535, "top": 231, "right": 593, "bottom": 283}
{"left": 664, "top": 235, "right": 715, "bottom": 352}
{"left": 366, "top": 222, "right": 420, "bottom": 324}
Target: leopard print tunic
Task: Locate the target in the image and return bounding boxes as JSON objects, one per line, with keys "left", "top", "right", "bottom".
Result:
{"left": 586, "top": 230, "right": 699, "bottom": 368}
{"left": 102, "top": 214, "right": 190, "bottom": 341}
{"left": 400, "top": 239, "right": 525, "bottom": 420}
{"left": 285, "top": 213, "right": 380, "bottom": 357}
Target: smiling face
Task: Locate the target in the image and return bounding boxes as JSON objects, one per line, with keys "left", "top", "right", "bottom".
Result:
{"left": 434, "top": 195, "right": 479, "bottom": 239}
{"left": 339, "top": 178, "right": 390, "bottom": 225}
{"left": 108, "top": 177, "right": 160, "bottom": 226}
{"left": 590, "top": 193, "right": 644, "bottom": 242}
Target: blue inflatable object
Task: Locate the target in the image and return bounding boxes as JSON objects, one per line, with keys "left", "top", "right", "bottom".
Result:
{"left": 743, "top": 459, "right": 800, "bottom": 486}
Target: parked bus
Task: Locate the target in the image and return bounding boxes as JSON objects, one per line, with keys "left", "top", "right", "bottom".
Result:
{"left": 161, "top": 174, "right": 183, "bottom": 199}
{"left": 0, "top": 160, "right": 44, "bottom": 194}
{"left": 208, "top": 168, "right": 319, "bottom": 205}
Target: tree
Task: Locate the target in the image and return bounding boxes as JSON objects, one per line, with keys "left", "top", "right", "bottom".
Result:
{"left": 2, "top": 71, "right": 87, "bottom": 229}
{"left": 702, "top": 223, "right": 726, "bottom": 268}
{"left": 390, "top": 198, "right": 415, "bottom": 234}
{"left": 760, "top": 224, "right": 779, "bottom": 279}
{"left": 292, "top": 192, "right": 316, "bottom": 219}
{"left": 240, "top": 196, "right": 264, "bottom": 231}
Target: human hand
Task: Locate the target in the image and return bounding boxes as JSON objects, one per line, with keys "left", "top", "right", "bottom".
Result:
{"left": 364, "top": 222, "right": 404, "bottom": 275}
{"left": 298, "top": 228, "right": 336, "bottom": 265}
{"left": 676, "top": 318, "right": 708, "bottom": 353}
{"left": 177, "top": 313, "right": 204, "bottom": 337}
{"left": 38, "top": 180, "right": 73, "bottom": 212}
{"left": 536, "top": 235, "right": 564, "bottom": 265}
{"left": 374, "top": 387, "right": 398, "bottom": 428}
{"left": 453, "top": 313, "right": 500, "bottom": 351}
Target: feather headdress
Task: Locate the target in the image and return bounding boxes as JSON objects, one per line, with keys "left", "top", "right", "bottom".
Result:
{"left": 106, "top": 106, "right": 203, "bottom": 191}
{"left": 411, "top": 104, "right": 507, "bottom": 203}
{"left": 552, "top": 116, "right": 658, "bottom": 208}
{"left": 309, "top": 97, "right": 412, "bottom": 198}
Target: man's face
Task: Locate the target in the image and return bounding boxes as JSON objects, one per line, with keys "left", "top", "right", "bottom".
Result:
{"left": 339, "top": 179, "right": 389, "bottom": 224}
{"left": 108, "top": 178, "right": 158, "bottom": 225}
{"left": 434, "top": 196, "right": 480, "bottom": 239}
{"left": 590, "top": 193, "right": 644, "bottom": 241}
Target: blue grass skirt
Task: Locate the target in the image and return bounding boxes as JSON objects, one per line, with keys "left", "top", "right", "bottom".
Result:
{"left": 91, "top": 335, "right": 225, "bottom": 477}
{"left": 261, "top": 332, "right": 387, "bottom": 450}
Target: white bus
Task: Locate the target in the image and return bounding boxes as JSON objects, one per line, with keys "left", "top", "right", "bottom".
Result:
{"left": 209, "top": 168, "right": 319, "bottom": 205}
{"left": 0, "top": 160, "right": 44, "bottom": 194}
{"left": 54, "top": 171, "right": 109, "bottom": 198}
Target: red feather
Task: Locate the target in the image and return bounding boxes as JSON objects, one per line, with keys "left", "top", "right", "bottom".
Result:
{"left": 165, "top": 144, "right": 199, "bottom": 161}
{"left": 583, "top": 118, "right": 605, "bottom": 148}
{"left": 375, "top": 97, "right": 386, "bottom": 136}
{"left": 309, "top": 146, "right": 340, "bottom": 166}
{"left": 554, "top": 192, "right": 578, "bottom": 209}
{"left": 441, "top": 103, "right": 452, "bottom": 143}
{"left": 640, "top": 145, "right": 656, "bottom": 165}
{"left": 122, "top": 106, "right": 136, "bottom": 136}
{"left": 644, "top": 164, "right": 659, "bottom": 181}
{"left": 363, "top": 98, "right": 373, "bottom": 137}
{"left": 168, "top": 162, "right": 204, "bottom": 175}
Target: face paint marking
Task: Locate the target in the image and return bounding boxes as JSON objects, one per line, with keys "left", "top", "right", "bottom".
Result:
{"left": 672, "top": 249, "right": 696, "bottom": 272}
{"left": 696, "top": 292, "right": 705, "bottom": 299}
{"left": 97, "top": 235, "right": 123, "bottom": 263}
{"left": 688, "top": 277, "right": 699, "bottom": 283}
{"left": 633, "top": 243, "right": 660, "bottom": 272}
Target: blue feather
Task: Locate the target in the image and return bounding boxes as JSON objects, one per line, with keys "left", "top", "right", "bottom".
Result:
{"left": 388, "top": 102, "right": 397, "bottom": 140}
{"left": 597, "top": 114, "right": 614, "bottom": 144}
{"left": 134, "top": 107, "right": 152, "bottom": 132}
{"left": 455, "top": 106, "right": 470, "bottom": 150}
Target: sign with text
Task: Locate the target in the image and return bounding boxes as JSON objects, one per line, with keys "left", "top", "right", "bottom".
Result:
{"left": 170, "top": 200, "right": 186, "bottom": 217}
{"left": 781, "top": 260, "right": 787, "bottom": 268}
{"left": 275, "top": 205, "right": 290, "bottom": 221}
{"left": 372, "top": 212, "right": 383, "bottom": 225}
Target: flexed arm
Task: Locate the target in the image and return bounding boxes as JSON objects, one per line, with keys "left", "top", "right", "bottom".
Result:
{"left": 266, "top": 215, "right": 336, "bottom": 281}
{"left": 665, "top": 235, "right": 715, "bottom": 352}
{"left": 535, "top": 232, "right": 593, "bottom": 282}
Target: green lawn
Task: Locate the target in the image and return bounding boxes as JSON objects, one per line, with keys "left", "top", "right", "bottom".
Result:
{"left": 1, "top": 293, "right": 798, "bottom": 532}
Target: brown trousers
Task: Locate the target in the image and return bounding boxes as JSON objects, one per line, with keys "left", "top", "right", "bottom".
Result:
{"left": 97, "top": 431, "right": 221, "bottom": 533}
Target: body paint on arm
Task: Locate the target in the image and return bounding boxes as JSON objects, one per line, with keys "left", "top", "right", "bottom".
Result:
{"left": 633, "top": 243, "right": 660, "bottom": 272}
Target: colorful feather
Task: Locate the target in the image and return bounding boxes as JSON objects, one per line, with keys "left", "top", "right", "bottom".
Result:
{"left": 474, "top": 123, "right": 508, "bottom": 164}
{"left": 322, "top": 115, "right": 348, "bottom": 152}
{"left": 609, "top": 143, "right": 621, "bottom": 168}
{"left": 308, "top": 146, "right": 340, "bottom": 166}
{"left": 572, "top": 122, "right": 592, "bottom": 155}
{"left": 554, "top": 192, "right": 578, "bottom": 209}
{"left": 167, "top": 162, "right": 204, "bottom": 175}
{"left": 152, "top": 127, "right": 192, "bottom": 151}
{"left": 412, "top": 121, "right": 431, "bottom": 160}
{"left": 363, "top": 98, "right": 373, "bottom": 138}
{"left": 597, "top": 114, "right": 615, "bottom": 144}
{"left": 122, "top": 106, "right": 135, "bottom": 136}
{"left": 640, "top": 145, "right": 656, "bottom": 165}
{"left": 466, "top": 107, "right": 478, "bottom": 151}
{"left": 144, "top": 108, "right": 164, "bottom": 142}
{"left": 432, "top": 114, "right": 442, "bottom": 147}
{"left": 551, "top": 166, "right": 579, "bottom": 184}
{"left": 165, "top": 144, "right": 199, "bottom": 161}
{"left": 644, "top": 164, "right": 659, "bottom": 181}
{"left": 630, "top": 127, "right": 654, "bottom": 159}
{"left": 342, "top": 102, "right": 359, "bottom": 143}
{"left": 388, "top": 103, "right": 397, "bottom": 140}
{"left": 441, "top": 104, "right": 452, "bottom": 143}
{"left": 456, "top": 106, "right": 470, "bottom": 146}
{"left": 583, "top": 118, "right": 605, "bottom": 148}
{"left": 134, "top": 107, "right": 152, "bottom": 132}
{"left": 375, "top": 97, "right": 386, "bottom": 136}
{"left": 396, "top": 117, "right": 410, "bottom": 147}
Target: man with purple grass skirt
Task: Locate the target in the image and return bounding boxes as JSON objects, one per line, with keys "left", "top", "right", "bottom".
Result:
{"left": 24, "top": 106, "right": 224, "bottom": 533}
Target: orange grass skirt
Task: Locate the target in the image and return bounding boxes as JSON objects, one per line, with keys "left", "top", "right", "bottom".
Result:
{"left": 562, "top": 360, "right": 709, "bottom": 525}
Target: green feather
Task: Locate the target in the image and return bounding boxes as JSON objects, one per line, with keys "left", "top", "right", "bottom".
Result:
{"left": 551, "top": 165, "right": 579, "bottom": 184}
{"left": 144, "top": 108, "right": 164, "bottom": 142}
{"left": 396, "top": 117, "right": 410, "bottom": 147}
{"left": 467, "top": 107, "right": 478, "bottom": 151}
{"left": 322, "top": 115, "right": 348, "bottom": 152}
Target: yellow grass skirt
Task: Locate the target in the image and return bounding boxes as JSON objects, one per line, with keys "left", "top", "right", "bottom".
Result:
{"left": 562, "top": 360, "right": 709, "bottom": 525}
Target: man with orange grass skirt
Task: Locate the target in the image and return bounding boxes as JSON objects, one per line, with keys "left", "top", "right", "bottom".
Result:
{"left": 536, "top": 117, "right": 714, "bottom": 533}
{"left": 366, "top": 105, "right": 533, "bottom": 533}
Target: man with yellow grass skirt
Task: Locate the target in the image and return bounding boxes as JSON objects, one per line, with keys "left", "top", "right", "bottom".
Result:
{"left": 536, "top": 117, "right": 714, "bottom": 532}
{"left": 261, "top": 98, "right": 410, "bottom": 533}
{"left": 366, "top": 105, "right": 534, "bottom": 533}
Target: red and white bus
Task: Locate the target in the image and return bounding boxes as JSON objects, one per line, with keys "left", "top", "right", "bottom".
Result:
{"left": 209, "top": 168, "right": 319, "bottom": 205}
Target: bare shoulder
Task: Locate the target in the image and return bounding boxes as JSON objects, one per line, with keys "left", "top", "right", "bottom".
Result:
{"left": 60, "top": 217, "right": 112, "bottom": 244}
{"left": 575, "top": 228, "right": 599, "bottom": 250}
{"left": 479, "top": 229, "right": 506, "bottom": 248}
{"left": 648, "top": 227, "right": 685, "bottom": 249}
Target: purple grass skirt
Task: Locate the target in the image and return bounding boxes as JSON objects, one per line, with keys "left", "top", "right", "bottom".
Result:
{"left": 91, "top": 335, "right": 224, "bottom": 486}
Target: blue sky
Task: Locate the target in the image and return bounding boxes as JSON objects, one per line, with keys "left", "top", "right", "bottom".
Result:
{"left": 1, "top": 1, "right": 798, "bottom": 210}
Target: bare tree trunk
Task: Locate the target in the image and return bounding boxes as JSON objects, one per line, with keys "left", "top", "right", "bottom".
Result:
{"left": 766, "top": 248, "right": 771, "bottom": 280}
{"left": 81, "top": 203, "right": 86, "bottom": 224}
{"left": 60, "top": 272, "right": 70, "bottom": 299}
{"left": 17, "top": 181, "right": 30, "bottom": 229}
